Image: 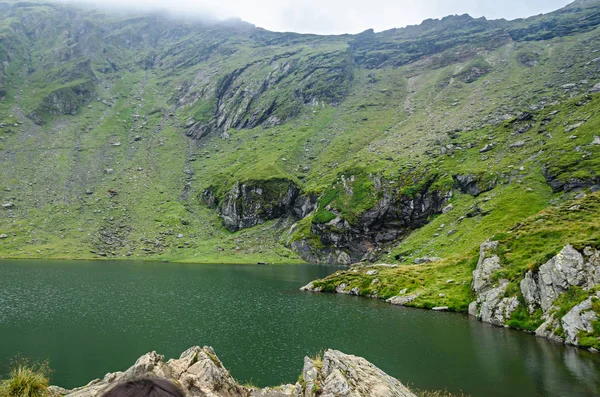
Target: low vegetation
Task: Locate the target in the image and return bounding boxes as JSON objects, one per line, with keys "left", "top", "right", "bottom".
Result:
{"left": 0, "top": 359, "right": 50, "bottom": 397}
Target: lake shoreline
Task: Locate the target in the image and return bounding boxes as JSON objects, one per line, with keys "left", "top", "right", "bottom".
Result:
{"left": 2, "top": 259, "right": 599, "bottom": 395}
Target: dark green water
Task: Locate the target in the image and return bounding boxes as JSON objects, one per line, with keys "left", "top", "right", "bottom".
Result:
{"left": 1, "top": 260, "right": 599, "bottom": 397}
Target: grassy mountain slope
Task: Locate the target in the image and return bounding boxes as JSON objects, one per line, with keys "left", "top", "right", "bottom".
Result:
{"left": 0, "top": 0, "right": 599, "bottom": 275}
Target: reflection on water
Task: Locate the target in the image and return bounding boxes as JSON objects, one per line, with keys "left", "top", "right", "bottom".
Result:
{"left": 0, "top": 260, "right": 599, "bottom": 397}
{"left": 467, "top": 318, "right": 600, "bottom": 396}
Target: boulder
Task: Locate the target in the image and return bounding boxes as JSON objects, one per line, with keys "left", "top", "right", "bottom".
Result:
{"left": 52, "top": 347, "right": 416, "bottom": 397}
{"left": 561, "top": 295, "right": 599, "bottom": 345}
{"left": 442, "top": 204, "right": 454, "bottom": 214}
{"left": 318, "top": 350, "right": 415, "bottom": 397}
{"left": 386, "top": 294, "right": 419, "bottom": 306}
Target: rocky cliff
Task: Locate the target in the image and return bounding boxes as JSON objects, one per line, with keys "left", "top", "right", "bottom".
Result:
{"left": 469, "top": 242, "right": 600, "bottom": 350}
{"left": 291, "top": 174, "right": 452, "bottom": 265}
{"left": 202, "top": 180, "right": 314, "bottom": 232}
{"left": 48, "top": 347, "right": 416, "bottom": 397}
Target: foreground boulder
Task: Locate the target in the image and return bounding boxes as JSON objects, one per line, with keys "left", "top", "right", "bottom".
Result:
{"left": 49, "top": 347, "right": 416, "bottom": 397}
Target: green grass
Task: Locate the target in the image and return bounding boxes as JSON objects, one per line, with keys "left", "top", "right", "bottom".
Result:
{"left": 309, "top": 192, "right": 600, "bottom": 316}
{"left": 0, "top": 359, "right": 50, "bottom": 397}
{"left": 1, "top": 0, "right": 600, "bottom": 272}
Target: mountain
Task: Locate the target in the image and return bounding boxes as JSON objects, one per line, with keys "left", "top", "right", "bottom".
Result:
{"left": 1, "top": 0, "right": 600, "bottom": 345}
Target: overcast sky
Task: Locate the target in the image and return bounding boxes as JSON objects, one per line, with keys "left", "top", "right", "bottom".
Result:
{"left": 61, "top": 0, "right": 574, "bottom": 35}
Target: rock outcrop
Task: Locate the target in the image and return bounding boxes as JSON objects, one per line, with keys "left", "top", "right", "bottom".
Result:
{"left": 469, "top": 242, "right": 600, "bottom": 349}
{"left": 204, "top": 173, "right": 450, "bottom": 264}
{"left": 468, "top": 241, "right": 520, "bottom": 326}
{"left": 28, "top": 80, "right": 96, "bottom": 125}
{"left": 202, "top": 180, "right": 315, "bottom": 232}
{"left": 179, "top": 50, "right": 353, "bottom": 140}
{"left": 49, "top": 347, "right": 416, "bottom": 397}
{"left": 453, "top": 173, "right": 497, "bottom": 197}
{"left": 542, "top": 165, "right": 600, "bottom": 193}
{"left": 293, "top": 176, "right": 452, "bottom": 265}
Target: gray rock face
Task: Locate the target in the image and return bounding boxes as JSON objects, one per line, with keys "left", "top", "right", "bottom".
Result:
{"left": 520, "top": 271, "right": 540, "bottom": 314}
{"left": 561, "top": 295, "right": 599, "bottom": 345}
{"left": 52, "top": 347, "right": 416, "bottom": 397}
{"left": 180, "top": 51, "right": 353, "bottom": 140}
{"left": 538, "top": 245, "right": 591, "bottom": 311}
{"left": 542, "top": 164, "right": 600, "bottom": 193}
{"left": 301, "top": 179, "right": 451, "bottom": 264}
{"left": 519, "top": 245, "right": 600, "bottom": 314}
{"left": 386, "top": 294, "right": 419, "bottom": 306}
{"left": 204, "top": 173, "right": 449, "bottom": 264}
{"left": 470, "top": 241, "right": 600, "bottom": 348}
{"left": 470, "top": 278, "right": 519, "bottom": 326}
{"left": 317, "top": 350, "right": 415, "bottom": 397}
{"left": 29, "top": 79, "right": 96, "bottom": 125}
{"left": 453, "top": 174, "right": 497, "bottom": 197}
{"left": 203, "top": 180, "right": 315, "bottom": 232}
{"left": 291, "top": 240, "right": 353, "bottom": 266}
{"left": 471, "top": 241, "right": 500, "bottom": 294}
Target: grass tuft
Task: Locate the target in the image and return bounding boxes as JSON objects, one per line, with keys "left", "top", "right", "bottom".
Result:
{"left": 0, "top": 358, "right": 51, "bottom": 397}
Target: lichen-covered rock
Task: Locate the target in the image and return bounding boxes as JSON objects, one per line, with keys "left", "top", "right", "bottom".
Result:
{"left": 52, "top": 347, "right": 416, "bottom": 397}
{"left": 387, "top": 294, "right": 419, "bottom": 306}
{"left": 319, "top": 350, "right": 416, "bottom": 397}
{"left": 471, "top": 241, "right": 501, "bottom": 294}
{"left": 471, "top": 242, "right": 600, "bottom": 349}
{"left": 520, "top": 271, "right": 540, "bottom": 314}
{"left": 561, "top": 295, "right": 600, "bottom": 346}
{"left": 538, "top": 245, "right": 589, "bottom": 311}
{"left": 179, "top": 346, "right": 245, "bottom": 397}
{"left": 301, "top": 357, "right": 318, "bottom": 397}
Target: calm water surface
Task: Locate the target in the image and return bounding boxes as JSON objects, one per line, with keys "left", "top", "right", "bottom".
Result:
{"left": 0, "top": 260, "right": 599, "bottom": 397}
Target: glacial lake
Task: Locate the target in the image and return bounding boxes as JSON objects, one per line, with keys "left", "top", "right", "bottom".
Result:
{"left": 0, "top": 260, "right": 599, "bottom": 396}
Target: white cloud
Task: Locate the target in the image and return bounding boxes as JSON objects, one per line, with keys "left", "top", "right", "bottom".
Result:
{"left": 57, "top": 0, "right": 574, "bottom": 35}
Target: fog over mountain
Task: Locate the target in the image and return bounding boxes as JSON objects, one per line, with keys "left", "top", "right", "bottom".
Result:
{"left": 57, "top": 0, "right": 573, "bottom": 34}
